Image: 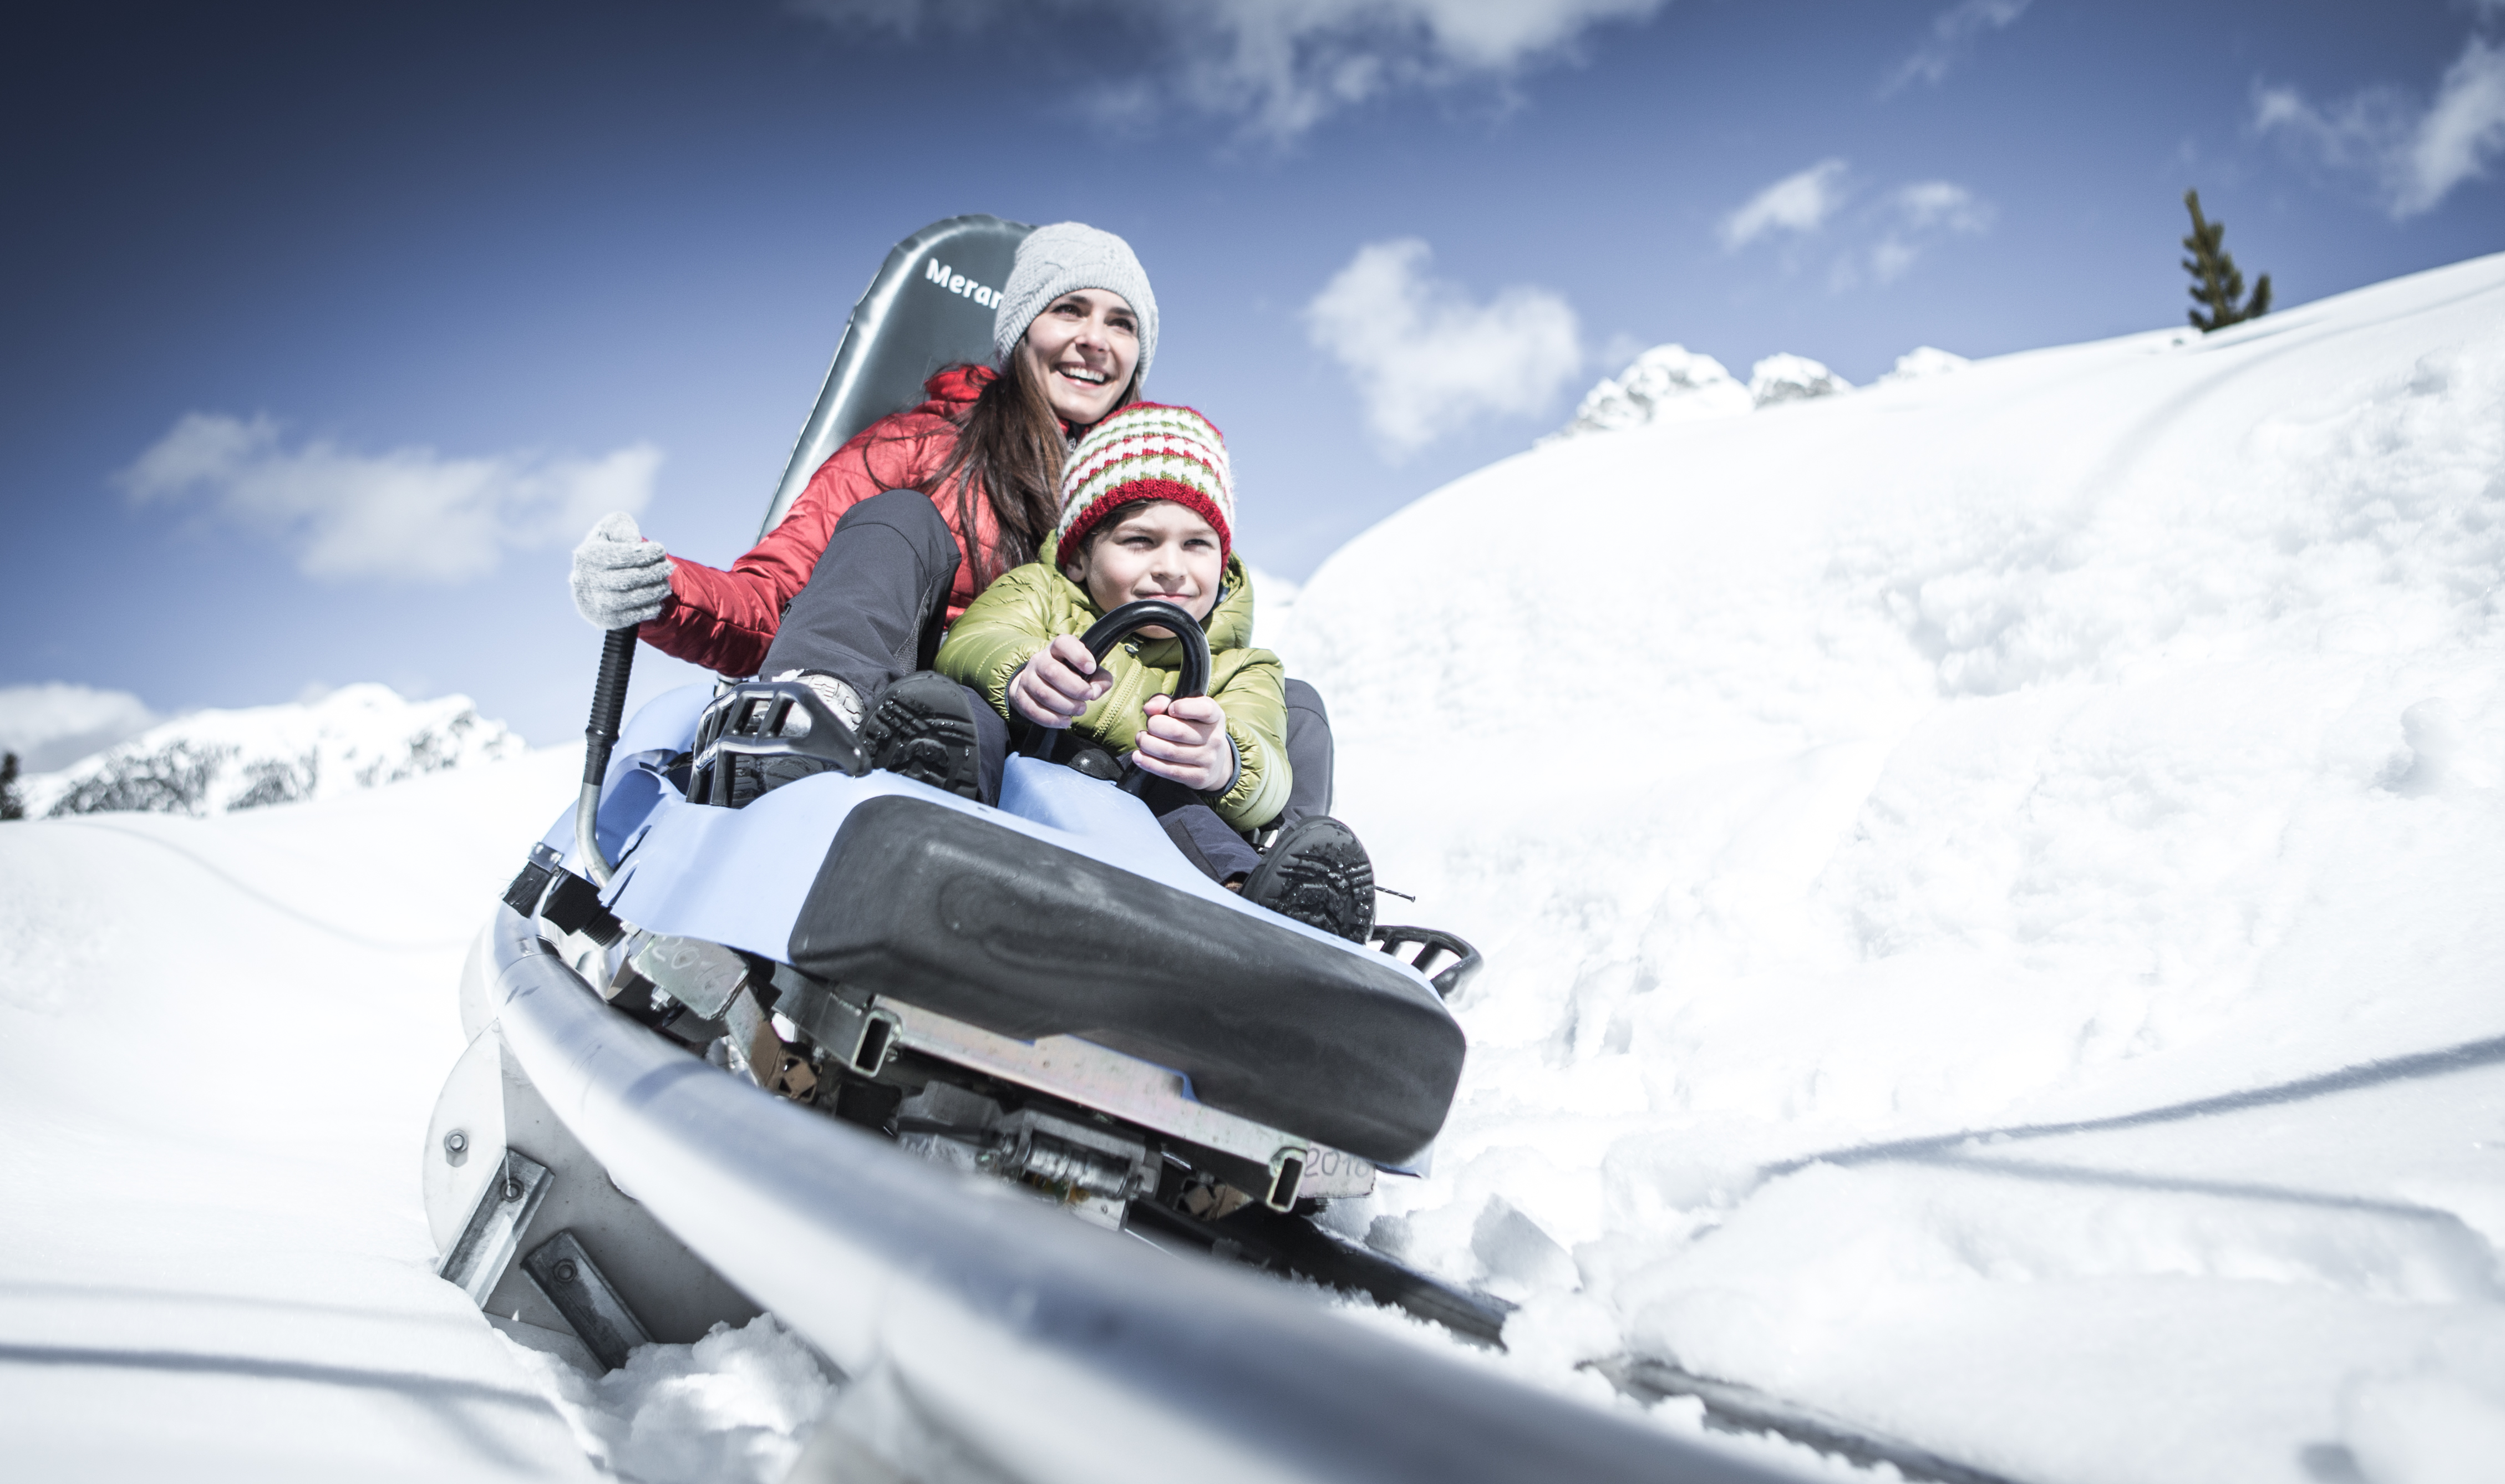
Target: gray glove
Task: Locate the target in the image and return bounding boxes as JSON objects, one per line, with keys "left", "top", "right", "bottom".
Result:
{"left": 570, "top": 511, "right": 672, "bottom": 629}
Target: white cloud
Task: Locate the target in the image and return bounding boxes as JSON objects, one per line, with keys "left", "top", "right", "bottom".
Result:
{"left": 1304, "top": 238, "right": 1582, "bottom": 455}
{"left": 1894, "top": 179, "right": 1990, "bottom": 231}
{"left": 1882, "top": 0, "right": 2031, "bottom": 96}
{"left": 2256, "top": 33, "right": 2505, "bottom": 218}
{"left": 1721, "top": 159, "right": 1850, "bottom": 251}
{"left": 1869, "top": 180, "right": 1993, "bottom": 283}
{"left": 791, "top": 0, "right": 1668, "bottom": 139}
{"left": 120, "top": 414, "right": 661, "bottom": 584}
{"left": 0, "top": 683, "right": 161, "bottom": 773}
{"left": 1832, "top": 180, "right": 1993, "bottom": 289}
{"left": 2405, "top": 34, "right": 2505, "bottom": 212}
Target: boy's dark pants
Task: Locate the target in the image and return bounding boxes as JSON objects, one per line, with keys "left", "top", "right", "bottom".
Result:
{"left": 756, "top": 489, "right": 1324, "bottom": 881}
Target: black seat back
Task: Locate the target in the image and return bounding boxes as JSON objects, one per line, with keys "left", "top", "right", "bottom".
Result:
{"left": 756, "top": 215, "right": 1034, "bottom": 538}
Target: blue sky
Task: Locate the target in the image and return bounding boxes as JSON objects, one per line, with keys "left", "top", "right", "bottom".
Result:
{"left": 3, "top": 0, "right": 2500, "bottom": 751}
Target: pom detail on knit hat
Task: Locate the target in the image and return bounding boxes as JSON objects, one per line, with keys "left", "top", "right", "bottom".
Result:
{"left": 994, "top": 222, "right": 1159, "bottom": 388}
{"left": 1056, "top": 404, "right": 1233, "bottom": 561}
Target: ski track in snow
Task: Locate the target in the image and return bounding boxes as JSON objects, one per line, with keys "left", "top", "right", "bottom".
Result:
{"left": 6, "top": 253, "right": 2505, "bottom": 1482}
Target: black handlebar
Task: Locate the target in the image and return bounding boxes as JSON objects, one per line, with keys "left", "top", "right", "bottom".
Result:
{"left": 1018, "top": 599, "right": 1213, "bottom": 796}
{"left": 584, "top": 628, "right": 638, "bottom": 785}
{"left": 576, "top": 626, "right": 638, "bottom": 885}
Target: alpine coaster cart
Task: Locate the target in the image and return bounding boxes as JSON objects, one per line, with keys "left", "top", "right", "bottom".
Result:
{"left": 421, "top": 216, "right": 1500, "bottom": 1377}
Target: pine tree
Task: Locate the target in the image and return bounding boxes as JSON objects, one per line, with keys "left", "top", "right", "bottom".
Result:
{"left": 2181, "top": 189, "right": 2272, "bottom": 332}
{"left": 0, "top": 752, "right": 22, "bottom": 822}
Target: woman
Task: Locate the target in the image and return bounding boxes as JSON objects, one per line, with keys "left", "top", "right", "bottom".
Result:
{"left": 566, "top": 221, "right": 1337, "bottom": 826}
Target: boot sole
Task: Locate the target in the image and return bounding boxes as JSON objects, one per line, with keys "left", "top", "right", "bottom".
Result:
{"left": 727, "top": 753, "right": 831, "bottom": 807}
{"left": 860, "top": 681, "right": 984, "bottom": 801}
{"left": 1242, "top": 822, "right": 1375, "bottom": 942}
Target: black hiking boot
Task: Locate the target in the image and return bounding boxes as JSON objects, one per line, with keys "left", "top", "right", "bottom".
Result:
{"left": 1240, "top": 816, "right": 1375, "bottom": 943}
{"left": 858, "top": 672, "right": 985, "bottom": 801}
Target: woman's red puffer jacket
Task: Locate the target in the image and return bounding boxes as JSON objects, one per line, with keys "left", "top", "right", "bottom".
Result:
{"left": 638, "top": 365, "right": 1017, "bottom": 678}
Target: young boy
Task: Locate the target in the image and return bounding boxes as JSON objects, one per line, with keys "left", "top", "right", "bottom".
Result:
{"left": 862, "top": 402, "right": 1374, "bottom": 941}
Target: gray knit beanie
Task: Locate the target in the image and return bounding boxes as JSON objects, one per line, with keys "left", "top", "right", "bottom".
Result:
{"left": 992, "top": 222, "right": 1159, "bottom": 389}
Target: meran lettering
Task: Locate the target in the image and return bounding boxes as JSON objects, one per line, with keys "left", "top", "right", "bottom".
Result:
{"left": 925, "top": 258, "right": 1000, "bottom": 309}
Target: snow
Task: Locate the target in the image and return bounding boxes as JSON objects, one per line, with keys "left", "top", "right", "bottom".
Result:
{"left": 1243, "top": 562, "right": 1303, "bottom": 626}
{"left": 18, "top": 682, "right": 524, "bottom": 819}
{"left": 8, "top": 250, "right": 2505, "bottom": 1481}
{"left": 0, "top": 746, "right": 836, "bottom": 1481}
{"left": 1268, "top": 250, "right": 2505, "bottom": 1483}
{"left": 499, "top": 1314, "right": 835, "bottom": 1483}
{"left": 0, "top": 749, "right": 604, "bottom": 1478}
{"left": 1876, "top": 346, "right": 1969, "bottom": 384}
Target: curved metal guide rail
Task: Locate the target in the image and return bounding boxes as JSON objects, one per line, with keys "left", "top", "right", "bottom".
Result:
{"left": 482, "top": 904, "right": 1794, "bottom": 1484}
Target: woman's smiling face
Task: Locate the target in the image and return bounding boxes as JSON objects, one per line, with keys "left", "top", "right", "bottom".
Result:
{"left": 1021, "top": 289, "right": 1139, "bottom": 426}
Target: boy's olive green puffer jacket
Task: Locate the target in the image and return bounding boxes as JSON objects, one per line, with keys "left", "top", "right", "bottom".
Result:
{"left": 936, "top": 535, "right": 1291, "bottom": 830}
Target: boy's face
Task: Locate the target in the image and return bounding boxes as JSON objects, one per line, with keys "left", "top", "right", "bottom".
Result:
{"left": 1064, "top": 500, "right": 1224, "bottom": 637}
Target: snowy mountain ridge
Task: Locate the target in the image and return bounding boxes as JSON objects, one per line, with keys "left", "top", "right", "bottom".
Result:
{"left": 1547, "top": 343, "right": 1969, "bottom": 441}
{"left": 18, "top": 683, "right": 524, "bottom": 819}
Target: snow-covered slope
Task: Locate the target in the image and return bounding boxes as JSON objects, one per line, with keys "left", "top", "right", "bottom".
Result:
{"left": 1277, "top": 252, "right": 2505, "bottom": 1484}
{"left": 0, "top": 750, "right": 598, "bottom": 1478}
{"left": 1876, "top": 345, "right": 1969, "bottom": 385}
{"left": 21, "top": 683, "right": 523, "bottom": 819}
{"left": 0, "top": 749, "right": 830, "bottom": 1481}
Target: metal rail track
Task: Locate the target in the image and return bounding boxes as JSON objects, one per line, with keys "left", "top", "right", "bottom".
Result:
{"left": 484, "top": 903, "right": 1800, "bottom": 1483}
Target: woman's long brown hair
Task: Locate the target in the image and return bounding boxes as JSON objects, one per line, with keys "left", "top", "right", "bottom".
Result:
{"left": 931, "top": 340, "right": 1140, "bottom": 586}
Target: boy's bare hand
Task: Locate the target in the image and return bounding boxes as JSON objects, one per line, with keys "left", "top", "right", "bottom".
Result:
{"left": 1008, "top": 635, "right": 1112, "bottom": 727}
{"left": 1131, "top": 694, "right": 1229, "bottom": 792}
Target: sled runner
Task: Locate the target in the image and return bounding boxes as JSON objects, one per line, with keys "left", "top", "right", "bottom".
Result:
{"left": 424, "top": 216, "right": 1500, "bottom": 1369}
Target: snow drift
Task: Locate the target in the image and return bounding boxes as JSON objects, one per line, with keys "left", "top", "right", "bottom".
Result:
{"left": 1275, "top": 251, "right": 2505, "bottom": 1484}
{"left": 19, "top": 683, "right": 522, "bottom": 819}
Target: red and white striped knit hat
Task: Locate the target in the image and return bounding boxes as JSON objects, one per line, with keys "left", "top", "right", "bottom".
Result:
{"left": 1055, "top": 403, "right": 1235, "bottom": 561}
